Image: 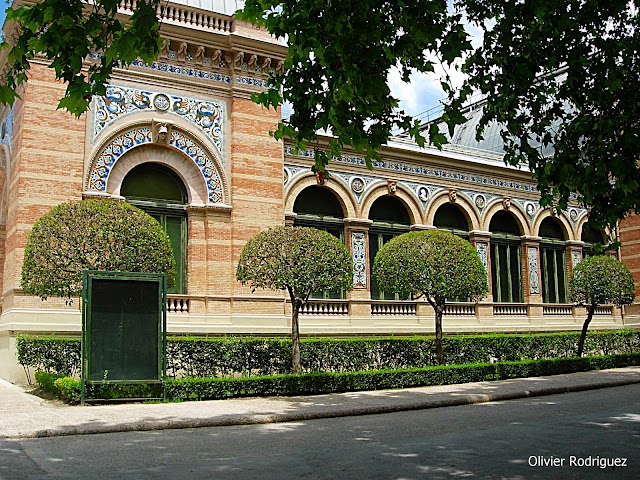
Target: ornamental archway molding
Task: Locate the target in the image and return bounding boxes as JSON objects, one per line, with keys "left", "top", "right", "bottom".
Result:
{"left": 84, "top": 120, "right": 229, "bottom": 206}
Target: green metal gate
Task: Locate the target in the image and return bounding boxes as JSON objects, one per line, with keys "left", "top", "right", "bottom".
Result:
{"left": 81, "top": 271, "right": 167, "bottom": 403}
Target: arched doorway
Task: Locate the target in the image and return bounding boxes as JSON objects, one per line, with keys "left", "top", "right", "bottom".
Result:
{"left": 489, "top": 211, "right": 523, "bottom": 303}
{"left": 121, "top": 163, "right": 188, "bottom": 294}
{"left": 293, "top": 185, "right": 345, "bottom": 298}
{"left": 581, "top": 223, "right": 605, "bottom": 257}
{"left": 538, "top": 217, "right": 567, "bottom": 304}
{"left": 368, "top": 195, "right": 411, "bottom": 300}
{"left": 433, "top": 203, "right": 469, "bottom": 237}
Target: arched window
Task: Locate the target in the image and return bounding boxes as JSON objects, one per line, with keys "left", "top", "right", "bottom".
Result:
{"left": 581, "top": 223, "right": 605, "bottom": 257}
{"left": 489, "top": 211, "right": 523, "bottom": 303}
{"left": 293, "top": 186, "right": 345, "bottom": 298}
{"left": 368, "top": 196, "right": 411, "bottom": 300}
{"left": 121, "top": 163, "right": 188, "bottom": 295}
{"left": 538, "top": 217, "right": 567, "bottom": 304}
{"left": 433, "top": 203, "right": 469, "bottom": 238}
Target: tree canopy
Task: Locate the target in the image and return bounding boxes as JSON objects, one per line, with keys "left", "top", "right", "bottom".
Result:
{"left": 21, "top": 198, "right": 176, "bottom": 300}
{"left": 2, "top": 0, "right": 638, "bottom": 232}
{"left": 373, "top": 230, "right": 488, "bottom": 363}
{"left": 568, "top": 255, "right": 635, "bottom": 356}
{"left": 236, "top": 226, "right": 353, "bottom": 372}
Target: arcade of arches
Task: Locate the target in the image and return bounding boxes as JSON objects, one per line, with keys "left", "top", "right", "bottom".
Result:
{"left": 284, "top": 181, "right": 625, "bottom": 322}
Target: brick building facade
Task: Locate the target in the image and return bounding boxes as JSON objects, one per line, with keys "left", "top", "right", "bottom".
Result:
{"left": 0, "top": 1, "right": 637, "bottom": 382}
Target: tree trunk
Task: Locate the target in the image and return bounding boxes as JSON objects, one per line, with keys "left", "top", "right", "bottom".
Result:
{"left": 435, "top": 304, "right": 445, "bottom": 365}
{"left": 291, "top": 298, "right": 302, "bottom": 374}
{"left": 577, "top": 304, "right": 596, "bottom": 357}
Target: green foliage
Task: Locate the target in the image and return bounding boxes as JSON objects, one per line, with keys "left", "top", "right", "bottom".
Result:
{"left": 238, "top": 0, "right": 470, "bottom": 173}
{"left": 17, "top": 336, "right": 81, "bottom": 379}
{"left": 374, "top": 230, "right": 488, "bottom": 304}
{"left": 164, "top": 353, "right": 640, "bottom": 401}
{"left": 458, "top": 0, "right": 640, "bottom": 231}
{"left": 569, "top": 256, "right": 635, "bottom": 308}
{"left": 1, "top": 0, "right": 162, "bottom": 116}
{"left": 2, "top": 2, "right": 637, "bottom": 229}
{"left": 34, "top": 371, "right": 66, "bottom": 392}
{"left": 236, "top": 226, "right": 353, "bottom": 301}
{"left": 20, "top": 199, "right": 175, "bottom": 300}
{"left": 18, "top": 330, "right": 640, "bottom": 377}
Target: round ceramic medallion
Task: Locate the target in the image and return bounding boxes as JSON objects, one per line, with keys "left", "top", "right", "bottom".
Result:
{"left": 153, "top": 94, "right": 171, "bottom": 111}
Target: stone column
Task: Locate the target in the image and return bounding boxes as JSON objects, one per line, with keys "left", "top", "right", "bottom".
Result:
{"left": 344, "top": 218, "right": 373, "bottom": 317}
{"left": 284, "top": 212, "right": 297, "bottom": 227}
{"left": 522, "top": 235, "right": 543, "bottom": 317}
{"left": 469, "top": 230, "right": 493, "bottom": 319}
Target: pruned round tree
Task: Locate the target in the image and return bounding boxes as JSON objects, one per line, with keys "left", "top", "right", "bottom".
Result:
{"left": 569, "top": 255, "right": 635, "bottom": 357}
{"left": 374, "top": 230, "right": 488, "bottom": 364}
{"left": 236, "top": 226, "right": 353, "bottom": 373}
{"left": 21, "top": 199, "right": 176, "bottom": 300}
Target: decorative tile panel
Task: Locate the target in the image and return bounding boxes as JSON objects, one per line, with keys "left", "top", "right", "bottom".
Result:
{"left": 572, "top": 250, "right": 582, "bottom": 268}
{"left": 0, "top": 107, "right": 13, "bottom": 151}
{"left": 352, "top": 232, "right": 367, "bottom": 288}
{"left": 476, "top": 242, "right": 488, "bottom": 272}
{"left": 88, "top": 127, "right": 224, "bottom": 204}
{"left": 527, "top": 246, "right": 540, "bottom": 294}
{"left": 94, "top": 85, "right": 225, "bottom": 159}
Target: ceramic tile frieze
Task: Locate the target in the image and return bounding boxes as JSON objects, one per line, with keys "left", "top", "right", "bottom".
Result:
{"left": 285, "top": 147, "right": 539, "bottom": 194}
{"left": 93, "top": 85, "right": 225, "bottom": 159}
{"left": 352, "top": 232, "right": 367, "bottom": 288}
{"left": 88, "top": 127, "right": 224, "bottom": 204}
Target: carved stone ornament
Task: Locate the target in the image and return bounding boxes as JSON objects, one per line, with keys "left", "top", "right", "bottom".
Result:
{"left": 448, "top": 187, "right": 457, "bottom": 203}
{"left": 234, "top": 51, "right": 245, "bottom": 69}
{"left": 525, "top": 202, "right": 535, "bottom": 217}
{"left": 261, "top": 57, "right": 272, "bottom": 73}
{"left": 387, "top": 179, "right": 397, "bottom": 195}
{"left": 195, "top": 45, "right": 205, "bottom": 64}
{"left": 351, "top": 177, "right": 365, "bottom": 194}
{"left": 502, "top": 196, "right": 511, "bottom": 210}
{"left": 248, "top": 54, "right": 258, "bottom": 70}
{"left": 153, "top": 121, "right": 170, "bottom": 144}
{"left": 176, "top": 42, "right": 188, "bottom": 62}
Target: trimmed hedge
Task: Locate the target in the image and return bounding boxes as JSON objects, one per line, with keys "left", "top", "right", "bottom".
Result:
{"left": 36, "top": 353, "right": 640, "bottom": 404}
{"left": 18, "top": 330, "right": 640, "bottom": 378}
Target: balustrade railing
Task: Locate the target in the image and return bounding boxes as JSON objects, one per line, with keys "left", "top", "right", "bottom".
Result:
{"left": 493, "top": 304, "right": 528, "bottom": 316}
{"left": 167, "top": 296, "right": 190, "bottom": 313}
{"left": 444, "top": 303, "right": 476, "bottom": 316}
{"left": 371, "top": 301, "right": 417, "bottom": 315}
{"left": 301, "top": 300, "right": 349, "bottom": 315}
{"left": 543, "top": 304, "right": 573, "bottom": 316}
{"left": 594, "top": 305, "right": 614, "bottom": 316}
{"left": 118, "top": 1, "right": 234, "bottom": 32}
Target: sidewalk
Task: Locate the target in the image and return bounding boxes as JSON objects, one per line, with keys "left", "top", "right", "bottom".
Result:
{"left": 2, "top": 367, "right": 640, "bottom": 439}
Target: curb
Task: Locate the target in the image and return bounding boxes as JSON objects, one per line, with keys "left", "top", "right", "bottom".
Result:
{"left": 10, "top": 373, "right": 640, "bottom": 439}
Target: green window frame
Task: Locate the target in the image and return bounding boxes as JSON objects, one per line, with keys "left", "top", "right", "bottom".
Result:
{"left": 121, "top": 163, "right": 188, "bottom": 295}
{"left": 369, "top": 227, "right": 410, "bottom": 300}
{"left": 490, "top": 237, "right": 523, "bottom": 303}
{"left": 540, "top": 241, "right": 568, "bottom": 304}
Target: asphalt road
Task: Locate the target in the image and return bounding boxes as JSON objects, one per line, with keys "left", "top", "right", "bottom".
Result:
{"left": 2, "top": 384, "right": 639, "bottom": 479}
